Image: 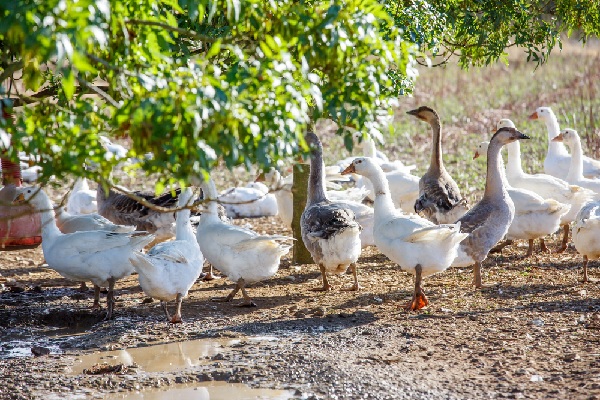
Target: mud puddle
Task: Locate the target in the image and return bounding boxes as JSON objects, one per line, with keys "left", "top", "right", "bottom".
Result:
{"left": 104, "top": 381, "right": 294, "bottom": 400}
{"left": 71, "top": 336, "right": 279, "bottom": 375}
{"left": 0, "top": 326, "right": 90, "bottom": 358}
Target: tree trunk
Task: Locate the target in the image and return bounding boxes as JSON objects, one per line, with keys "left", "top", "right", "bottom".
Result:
{"left": 291, "top": 163, "right": 313, "bottom": 264}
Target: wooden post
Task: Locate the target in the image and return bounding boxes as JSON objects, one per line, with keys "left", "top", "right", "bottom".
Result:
{"left": 291, "top": 163, "right": 313, "bottom": 264}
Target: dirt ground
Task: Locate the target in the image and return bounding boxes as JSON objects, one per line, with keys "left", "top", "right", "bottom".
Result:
{"left": 1, "top": 211, "right": 599, "bottom": 400}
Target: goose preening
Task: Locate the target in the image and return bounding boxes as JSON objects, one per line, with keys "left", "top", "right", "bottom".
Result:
{"left": 572, "top": 201, "right": 600, "bottom": 282}
{"left": 197, "top": 176, "right": 293, "bottom": 307}
{"left": 97, "top": 184, "right": 181, "bottom": 243}
{"left": 130, "top": 188, "right": 204, "bottom": 323}
{"left": 452, "top": 127, "right": 529, "bottom": 288}
{"left": 529, "top": 107, "right": 600, "bottom": 179}
{"left": 496, "top": 119, "right": 594, "bottom": 252}
{"left": 218, "top": 181, "right": 278, "bottom": 219}
{"left": 474, "top": 141, "right": 570, "bottom": 257}
{"left": 342, "top": 157, "right": 467, "bottom": 310}
{"left": 13, "top": 186, "right": 154, "bottom": 319}
{"left": 407, "top": 106, "right": 469, "bottom": 224}
{"left": 67, "top": 178, "right": 98, "bottom": 215}
{"left": 301, "top": 132, "right": 363, "bottom": 291}
{"left": 257, "top": 169, "right": 373, "bottom": 247}
{"left": 552, "top": 129, "right": 600, "bottom": 194}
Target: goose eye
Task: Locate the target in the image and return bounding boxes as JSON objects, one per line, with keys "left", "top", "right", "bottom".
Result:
{"left": 357, "top": 160, "right": 362, "bottom": 163}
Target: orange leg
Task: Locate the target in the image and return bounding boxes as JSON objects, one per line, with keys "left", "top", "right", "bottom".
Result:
{"left": 525, "top": 239, "right": 534, "bottom": 258}
{"left": 170, "top": 293, "right": 184, "bottom": 323}
{"left": 583, "top": 255, "right": 589, "bottom": 283}
{"left": 539, "top": 238, "right": 549, "bottom": 253}
{"left": 311, "top": 264, "right": 333, "bottom": 291}
{"left": 92, "top": 285, "right": 101, "bottom": 310}
{"left": 341, "top": 263, "right": 361, "bottom": 291}
{"left": 557, "top": 225, "right": 569, "bottom": 253}
{"left": 404, "top": 264, "right": 428, "bottom": 311}
{"left": 472, "top": 262, "right": 483, "bottom": 289}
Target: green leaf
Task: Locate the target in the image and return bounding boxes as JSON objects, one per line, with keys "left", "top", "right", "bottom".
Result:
{"left": 62, "top": 69, "right": 76, "bottom": 100}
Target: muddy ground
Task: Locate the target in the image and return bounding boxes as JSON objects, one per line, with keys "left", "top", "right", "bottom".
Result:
{"left": 0, "top": 212, "right": 599, "bottom": 400}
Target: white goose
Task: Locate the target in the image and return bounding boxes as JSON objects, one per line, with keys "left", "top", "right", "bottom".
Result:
{"left": 552, "top": 129, "right": 600, "bottom": 194}
{"left": 301, "top": 132, "right": 363, "bottom": 291}
{"left": 474, "top": 141, "right": 571, "bottom": 257}
{"left": 197, "top": 176, "right": 293, "bottom": 306}
{"left": 218, "top": 181, "right": 278, "bottom": 219}
{"left": 342, "top": 157, "right": 467, "bottom": 310}
{"left": 67, "top": 178, "right": 97, "bottom": 215}
{"left": 130, "top": 188, "right": 204, "bottom": 323}
{"left": 451, "top": 127, "right": 529, "bottom": 288}
{"left": 529, "top": 107, "right": 600, "bottom": 179}
{"left": 13, "top": 186, "right": 154, "bottom": 319}
{"left": 497, "top": 118, "right": 594, "bottom": 252}
{"left": 572, "top": 201, "right": 600, "bottom": 282}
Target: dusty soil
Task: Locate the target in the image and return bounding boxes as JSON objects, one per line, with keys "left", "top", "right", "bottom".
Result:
{"left": 1, "top": 212, "right": 599, "bottom": 400}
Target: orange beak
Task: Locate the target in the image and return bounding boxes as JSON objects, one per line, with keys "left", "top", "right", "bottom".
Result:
{"left": 473, "top": 151, "right": 480, "bottom": 160}
{"left": 528, "top": 111, "right": 539, "bottom": 120}
{"left": 255, "top": 172, "right": 265, "bottom": 182}
{"left": 14, "top": 193, "right": 25, "bottom": 203}
{"left": 341, "top": 164, "right": 356, "bottom": 175}
{"left": 552, "top": 133, "right": 564, "bottom": 142}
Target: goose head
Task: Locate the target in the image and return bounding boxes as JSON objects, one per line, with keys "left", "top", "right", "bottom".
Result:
{"left": 528, "top": 106, "right": 553, "bottom": 120}
{"left": 340, "top": 157, "right": 380, "bottom": 178}
{"left": 473, "top": 141, "right": 490, "bottom": 160}
{"left": 406, "top": 106, "right": 438, "bottom": 122}
{"left": 13, "top": 186, "right": 47, "bottom": 208}
{"left": 496, "top": 119, "right": 516, "bottom": 130}
{"left": 491, "top": 127, "right": 530, "bottom": 146}
{"left": 552, "top": 128, "right": 578, "bottom": 144}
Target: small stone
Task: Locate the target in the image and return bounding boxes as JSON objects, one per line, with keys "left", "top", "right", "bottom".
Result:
{"left": 312, "top": 307, "right": 326, "bottom": 317}
{"left": 530, "top": 375, "right": 543, "bottom": 382}
{"left": 373, "top": 297, "right": 383, "bottom": 304}
{"left": 31, "top": 346, "right": 51, "bottom": 357}
{"left": 283, "top": 275, "right": 296, "bottom": 282}
{"left": 563, "top": 353, "right": 580, "bottom": 362}
{"left": 531, "top": 319, "right": 544, "bottom": 327}
{"left": 142, "top": 297, "right": 154, "bottom": 304}
{"left": 10, "top": 285, "right": 25, "bottom": 293}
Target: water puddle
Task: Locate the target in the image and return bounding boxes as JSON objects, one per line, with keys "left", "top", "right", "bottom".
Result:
{"left": 104, "top": 381, "right": 293, "bottom": 400}
{"left": 0, "top": 326, "right": 91, "bottom": 358}
{"left": 71, "top": 336, "right": 279, "bottom": 375}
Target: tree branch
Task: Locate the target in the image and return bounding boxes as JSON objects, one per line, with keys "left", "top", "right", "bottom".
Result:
{"left": 7, "top": 85, "right": 111, "bottom": 107}
{"left": 0, "top": 60, "right": 24, "bottom": 84}
{"left": 125, "top": 19, "right": 222, "bottom": 43}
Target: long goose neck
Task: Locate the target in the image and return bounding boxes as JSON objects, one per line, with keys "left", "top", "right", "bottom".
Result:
{"left": 483, "top": 140, "right": 509, "bottom": 199}
{"left": 175, "top": 208, "right": 195, "bottom": 242}
{"left": 308, "top": 149, "right": 327, "bottom": 205}
{"left": 544, "top": 113, "right": 569, "bottom": 156}
{"left": 363, "top": 136, "right": 376, "bottom": 158}
{"left": 367, "top": 167, "right": 397, "bottom": 223}
{"left": 35, "top": 193, "right": 62, "bottom": 239}
{"left": 200, "top": 178, "right": 220, "bottom": 216}
{"left": 567, "top": 136, "right": 584, "bottom": 181}
{"left": 428, "top": 117, "right": 443, "bottom": 171}
{"left": 505, "top": 141, "right": 524, "bottom": 177}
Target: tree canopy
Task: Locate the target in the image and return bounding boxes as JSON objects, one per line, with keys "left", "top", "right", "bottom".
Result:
{"left": 0, "top": 0, "right": 598, "bottom": 190}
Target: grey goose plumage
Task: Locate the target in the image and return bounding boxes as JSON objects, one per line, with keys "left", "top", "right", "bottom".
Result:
{"left": 407, "top": 106, "right": 468, "bottom": 224}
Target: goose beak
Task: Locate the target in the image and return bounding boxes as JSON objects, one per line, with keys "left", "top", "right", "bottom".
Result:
{"left": 255, "top": 173, "right": 265, "bottom": 182}
{"left": 341, "top": 164, "right": 356, "bottom": 175}
{"left": 517, "top": 132, "right": 530, "bottom": 140}
{"left": 473, "top": 151, "right": 480, "bottom": 160}
{"left": 552, "top": 133, "right": 564, "bottom": 142}
{"left": 406, "top": 109, "right": 418, "bottom": 116}
{"left": 528, "top": 111, "right": 539, "bottom": 120}
{"left": 14, "top": 193, "right": 25, "bottom": 203}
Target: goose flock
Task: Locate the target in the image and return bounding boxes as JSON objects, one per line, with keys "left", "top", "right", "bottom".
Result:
{"left": 8, "top": 105, "right": 600, "bottom": 321}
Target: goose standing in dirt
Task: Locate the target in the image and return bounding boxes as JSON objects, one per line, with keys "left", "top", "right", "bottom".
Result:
{"left": 301, "top": 132, "right": 362, "bottom": 291}
{"left": 130, "top": 188, "right": 204, "bottom": 323}
{"left": 572, "top": 200, "right": 600, "bottom": 282}
{"left": 452, "top": 127, "right": 529, "bottom": 288}
{"left": 13, "top": 186, "right": 154, "bottom": 319}
{"left": 496, "top": 118, "right": 594, "bottom": 252}
{"left": 196, "top": 176, "right": 293, "bottom": 307}
{"left": 474, "top": 141, "right": 570, "bottom": 258}
{"left": 407, "top": 106, "right": 469, "bottom": 224}
{"left": 342, "top": 157, "right": 467, "bottom": 310}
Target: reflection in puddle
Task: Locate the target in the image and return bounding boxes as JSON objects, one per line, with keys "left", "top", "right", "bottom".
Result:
{"left": 72, "top": 336, "right": 279, "bottom": 374}
{"left": 0, "top": 340, "right": 63, "bottom": 358}
{"left": 105, "top": 381, "right": 293, "bottom": 400}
